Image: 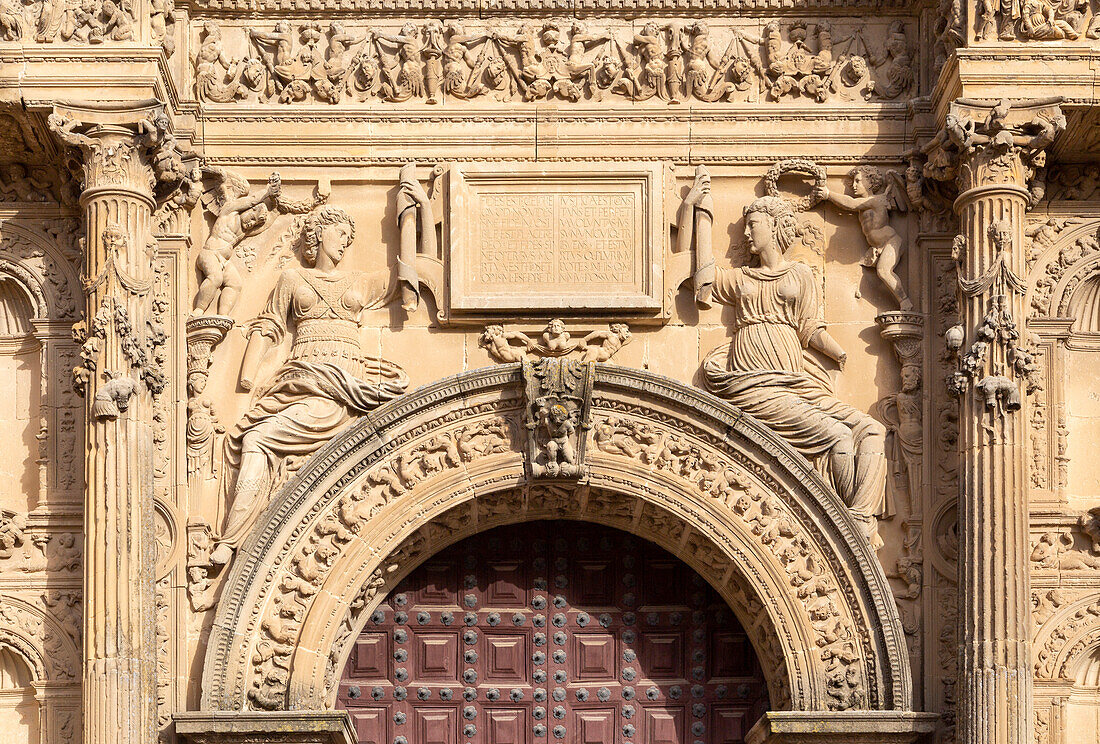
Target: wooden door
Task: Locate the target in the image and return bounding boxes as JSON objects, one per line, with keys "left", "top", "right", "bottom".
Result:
{"left": 337, "top": 520, "right": 768, "bottom": 744}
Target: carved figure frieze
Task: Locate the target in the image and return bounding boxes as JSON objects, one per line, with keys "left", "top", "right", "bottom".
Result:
{"left": 0, "top": 163, "right": 58, "bottom": 202}
{"left": 192, "top": 18, "right": 915, "bottom": 107}
{"left": 480, "top": 320, "right": 631, "bottom": 364}
{"left": 0, "top": 0, "right": 137, "bottom": 44}
{"left": 1030, "top": 530, "right": 1100, "bottom": 571}
{"left": 980, "top": 0, "right": 1089, "bottom": 41}
{"left": 0, "top": 510, "right": 26, "bottom": 559}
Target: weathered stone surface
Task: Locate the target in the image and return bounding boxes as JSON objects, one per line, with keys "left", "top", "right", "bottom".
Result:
{"left": 0, "top": 5, "right": 1096, "bottom": 744}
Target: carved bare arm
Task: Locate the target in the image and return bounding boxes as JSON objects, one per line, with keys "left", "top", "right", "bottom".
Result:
{"left": 220, "top": 173, "right": 281, "bottom": 216}
{"left": 808, "top": 328, "right": 847, "bottom": 369}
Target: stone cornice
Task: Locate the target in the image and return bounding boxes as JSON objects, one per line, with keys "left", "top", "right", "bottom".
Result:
{"left": 181, "top": 0, "right": 926, "bottom": 16}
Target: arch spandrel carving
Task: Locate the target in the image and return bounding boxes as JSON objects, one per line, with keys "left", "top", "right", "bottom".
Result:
{"left": 201, "top": 364, "right": 911, "bottom": 718}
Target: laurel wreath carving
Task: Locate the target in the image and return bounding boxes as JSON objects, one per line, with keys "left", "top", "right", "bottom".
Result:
{"left": 764, "top": 159, "right": 828, "bottom": 212}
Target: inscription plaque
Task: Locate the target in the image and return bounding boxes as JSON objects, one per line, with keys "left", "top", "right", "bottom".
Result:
{"left": 447, "top": 163, "right": 664, "bottom": 315}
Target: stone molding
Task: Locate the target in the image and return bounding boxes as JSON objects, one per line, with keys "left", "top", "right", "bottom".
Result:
{"left": 201, "top": 364, "right": 910, "bottom": 716}
{"left": 174, "top": 711, "right": 356, "bottom": 744}
{"left": 745, "top": 711, "right": 939, "bottom": 744}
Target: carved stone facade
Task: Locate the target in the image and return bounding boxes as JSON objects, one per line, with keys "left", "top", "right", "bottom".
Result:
{"left": 0, "top": 3, "right": 1096, "bottom": 744}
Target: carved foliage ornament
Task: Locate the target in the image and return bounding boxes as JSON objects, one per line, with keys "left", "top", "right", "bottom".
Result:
{"left": 193, "top": 18, "right": 915, "bottom": 106}
{"left": 200, "top": 367, "right": 909, "bottom": 718}
{"left": 522, "top": 358, "right": 595, "bottom": 479}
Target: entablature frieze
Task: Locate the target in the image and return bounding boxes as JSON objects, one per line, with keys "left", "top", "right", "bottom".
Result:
{"left": 181, "top": 0, "right": 926, "bottom": 16}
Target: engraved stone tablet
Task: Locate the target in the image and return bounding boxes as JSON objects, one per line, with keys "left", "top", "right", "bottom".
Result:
{"left": 447, "top": 163, "right": 663, "bottom": 315}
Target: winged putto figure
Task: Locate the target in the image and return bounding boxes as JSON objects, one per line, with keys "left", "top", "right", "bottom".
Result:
{"left": 820, "top": 165, "right": 913, "bottom": 310}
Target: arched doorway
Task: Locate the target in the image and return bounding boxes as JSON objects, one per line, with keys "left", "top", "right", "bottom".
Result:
{"left": 202, "top": 365, "right": 912, "bottom": 718}
{"left": 336, "top": 520, "right": 768, "bottom": 744}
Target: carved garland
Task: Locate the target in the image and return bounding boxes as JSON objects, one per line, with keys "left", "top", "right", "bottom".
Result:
{"left": 202, "top": 366, "right": 909, "bottom": 717}
{"left": 0, "top": 594, "right": 82, "bottom": 683}
{"left": 1027, "top": 221, "right": 1100, "bottom": 319}
{"left": 1034, "top": 594, "right": 1100, "bottom": 681}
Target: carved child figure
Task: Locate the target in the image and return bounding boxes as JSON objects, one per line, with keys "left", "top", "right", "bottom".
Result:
{"left": 581, "top": 323, "right": 631, "bottom": 362}
{"left": 541, "top": 402, "right": 576, "bottom": 476}
{"left": 478, "top": 324, "right": 534, "bottom": 362}
{"left": 193, "top": 171, "right": 281, "bottom": 317}
{"left": 821, "top": 166, "right": 913, "bottom": 310}
{"left": 542, "top": 318, "right": 574, "bottom": 352}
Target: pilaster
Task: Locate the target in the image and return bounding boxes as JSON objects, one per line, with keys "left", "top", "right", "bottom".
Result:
{"left": 48, "top": 100, "right": 171, "bottom": 744}
{"left": 933, "top": 98, "right": 1064, "bottom": 744}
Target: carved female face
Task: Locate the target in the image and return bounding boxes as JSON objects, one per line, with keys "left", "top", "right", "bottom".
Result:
{"left": 318, "top": 221, "right": 352, "bottom": 265}
{"left": 744, "top": 211, "right": 774, "bottom": 254}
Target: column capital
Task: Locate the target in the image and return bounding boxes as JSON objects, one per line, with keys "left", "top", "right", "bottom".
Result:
{"left": 47, "top": 100, "right": 187, "bottom": 204}
{"left": 920, "top": 97, "right": 1065, "bottom": 208}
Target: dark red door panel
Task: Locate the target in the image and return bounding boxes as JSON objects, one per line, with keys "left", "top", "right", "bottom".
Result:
{"left": 338, "top": 520, "right": 768, "bottom": 744}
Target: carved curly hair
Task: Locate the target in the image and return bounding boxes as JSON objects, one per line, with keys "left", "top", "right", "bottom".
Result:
{"left": 302, "top": 206, "right": 355, "bottom": 266}
{"left": 847, "top": 165, "right": 885, "bottom": 194}
{"left": 743, "top": 195, "right": 809, "bottom": 254}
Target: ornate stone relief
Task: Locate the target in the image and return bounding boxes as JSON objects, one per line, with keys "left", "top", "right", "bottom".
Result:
{"left": 681, "top": 162, "right": 889, "bottom": 550}
{"left": 201, "top": 366, "right": 910, "bottom": 719}
{"left": 821, "top": 165, "right": 913, "bottom": 310}
{"left": 521, "top": 358, "right": 595, "bottom": 479}
{"left": 0, "top": 0, "right": 137, "bottom": 44}
{"left": 480, "top": 319, "right": 631, "bottom": 363}
{"left": 1030, "top": 529, "right": 1100, "bottom": 571}
{"left": 1034, "top": 594, "right": 1100, "bottom": 681}
{"left": 978, "top": 0, "right": 1095, "bottom": 41}
{"left": 192, "top": 18, "right": 915, "bottom": 106}
{"left": 208, "top": 202, "right": 417, "bottom": 567}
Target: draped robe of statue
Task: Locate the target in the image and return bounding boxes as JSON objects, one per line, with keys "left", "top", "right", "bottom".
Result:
{"left": 701, "top": 261, "right": 888, "bottom": 547}
{"left": 218, "top": 266, "right": 409, "bottom": 549}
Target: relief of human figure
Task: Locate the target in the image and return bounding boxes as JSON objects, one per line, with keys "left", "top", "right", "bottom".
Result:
{"left": 682, "top": 178, "right": 888, "bottom": 549}
{"left": 821, "top": 165, "right": 913, "bottom": 311}
{"left": 192, "top": 170, "right": 282, "bottom": 317}
{"left": 210, "top": 204, "right": 423, "bottom": 565}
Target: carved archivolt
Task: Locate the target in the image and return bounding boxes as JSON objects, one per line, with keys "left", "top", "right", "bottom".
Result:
{"left": 1026, "top": 219, "right": 1100, "bottom": 321}
{"left": 201, "top": 365, "right": 910, "bottom": 716}
{"left": 0, "top": 221, "right": 81, "bottom": 321}
{"left": 1034, "top": 593, "right": 1100, "bottom": 682}
{"left": 0, "top": 593, "right": 81, "bottom": 683}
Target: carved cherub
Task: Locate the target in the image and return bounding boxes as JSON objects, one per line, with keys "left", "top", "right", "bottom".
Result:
{"left": 193, "top": 168, "right": 281, "bottom": 316}
{"left": 535, "top": 318, "right": 569, "bottom": 351}
{"left": 0, "top": 164, "right": 52, "bottom": 201}
{"left": 820, "top": 165, "right": 913, "bottom": 310}
{"left": 581, "top": 323, "right": 632, "bottom": 362}
{"left": 479, "top": 324, "right": 534, "bottom": 362}
{"left": 541, "top": 402, "right": 577, "bottom": 476}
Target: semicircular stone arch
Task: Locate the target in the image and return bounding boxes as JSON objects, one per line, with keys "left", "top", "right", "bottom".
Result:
{"left": 202, "top": 365, "right": 911, "bottom": 718}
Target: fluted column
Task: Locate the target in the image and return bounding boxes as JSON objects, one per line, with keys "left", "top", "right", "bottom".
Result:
{"left": 50, "top": 102, "right": 168, "bottom": 744}
{"left": 943, "top": 99, "right": 1063, "bottom": 744}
